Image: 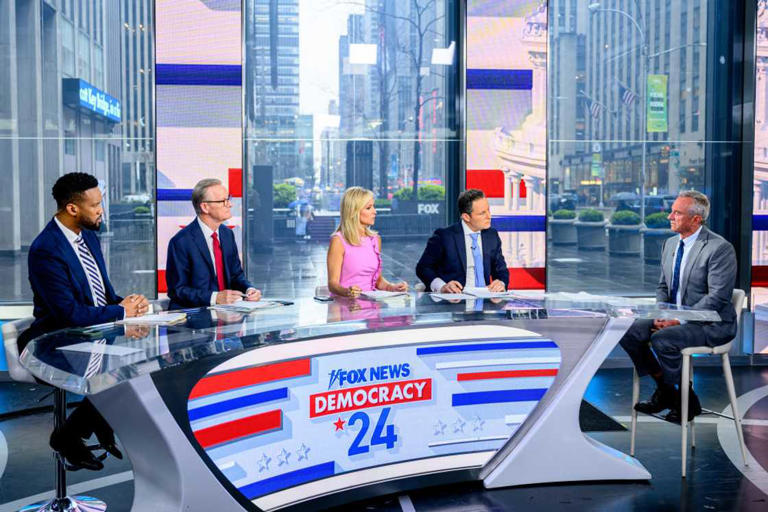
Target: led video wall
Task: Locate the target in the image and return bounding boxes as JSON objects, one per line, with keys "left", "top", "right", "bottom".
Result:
{"left": 752, "top": 3, "right": 768, "bottom": 353}
{"left": 466, "top": 0, "right": 547, "bottom": 290}
{"left": 155, "top": 0, "right": 243, "bottom": 292}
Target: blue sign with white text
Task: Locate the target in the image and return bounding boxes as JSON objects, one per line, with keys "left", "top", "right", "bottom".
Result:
{"left": 63, "top": 78, "right": 121, "bottom": 122}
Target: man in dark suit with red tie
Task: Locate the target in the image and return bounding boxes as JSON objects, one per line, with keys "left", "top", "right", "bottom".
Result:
{"left": 20, "top": 172, "right": 150, "bottom": 470}
{"left": 165, "top": 178, "right": 261, "bottom": 310}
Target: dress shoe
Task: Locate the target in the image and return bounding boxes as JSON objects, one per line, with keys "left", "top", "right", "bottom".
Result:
{"left": 97, "top": 438, "right": 123, "bottom": 460}
{"left": 50, "top": 428, "right": 104, "bottom": 471}
{"left": 664, "top": 386, "right": 703, "bottom": 424}
{"left": 634, "top": 385, "right": 676, "bottom": 414}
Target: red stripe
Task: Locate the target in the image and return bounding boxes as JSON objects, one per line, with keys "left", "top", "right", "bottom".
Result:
{"left": 752, "top": 265, "right": 768, "bottom": 287}
{"left": 509, "top": 267, "right": 545, "bottom": 290}
{"left": 457, "top": 369, "right": 558, "bottom": 381}
{"left": 189, "top": 359, "right": 311, "bottom": 399}
{"left": 158, "top": 270, "right": 167, "bottom": 293}
{"left": 228, "top": 168, "right": 243, "bottom": 198}
{"left": 194, "top": 409, "right": 281, "bottom": 448}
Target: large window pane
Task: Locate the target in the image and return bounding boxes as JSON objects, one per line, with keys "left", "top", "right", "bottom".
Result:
{"left": 0, "top": 0, "right": 155, "bottom": 302}
{"left": 244, "top": 0, "right": 459, "bottom": 294}
{"left": 548, "top": 0, "right": 710, "bottom": 295}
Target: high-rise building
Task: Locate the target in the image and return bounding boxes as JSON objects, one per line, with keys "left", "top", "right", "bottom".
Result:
{"left": 0, "top": 0, "right": 123, "bottom": 251}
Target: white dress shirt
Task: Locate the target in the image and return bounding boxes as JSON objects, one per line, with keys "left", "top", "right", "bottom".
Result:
{"left": 54, "top": 216, "right": 122, "bottom": 317}
{"left": 430, "top": 221, "right": 484, "bottom": 292}
{"left": 674, "top": 225, "right": 703, "bottom": 307}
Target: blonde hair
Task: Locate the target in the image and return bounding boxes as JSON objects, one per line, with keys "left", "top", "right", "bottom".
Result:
{"left": 336, "top": 186, "right": 376, "bottom": 245}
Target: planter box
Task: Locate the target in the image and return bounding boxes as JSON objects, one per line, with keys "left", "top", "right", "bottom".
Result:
{"left": 643, "top": 227, "right": 674, "bottom": 263}
{"left": 608, "top": 224, "right": 642, "bottom": 256}
{"left": 549, "top": 218, "right": 576, "bottom": 245}
{"left": 575, "top": 221, "right": 607, "bottom": 250}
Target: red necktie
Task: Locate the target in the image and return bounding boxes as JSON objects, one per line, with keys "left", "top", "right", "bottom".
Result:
{"left": 212, "top": 232, "right": 226, "bottom": 291}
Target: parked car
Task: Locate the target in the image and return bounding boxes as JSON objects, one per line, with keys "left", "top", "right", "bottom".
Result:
{"left": 549, "top": 193, "right": 576, "bottom": 212}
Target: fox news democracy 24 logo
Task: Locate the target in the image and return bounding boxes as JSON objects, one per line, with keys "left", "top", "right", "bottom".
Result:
{"left": 310, "top": 363, "right": 432, "bottom": 417}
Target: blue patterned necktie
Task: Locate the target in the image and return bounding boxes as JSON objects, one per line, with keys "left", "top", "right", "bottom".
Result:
{"left": 669, "top": 239, "right": 685, "bottom": 304}
{"left": 470, "top": 233, "right": 485, "bottom": 287}
{"left": 75, "top": 235, "right": 107, "bottom": 307}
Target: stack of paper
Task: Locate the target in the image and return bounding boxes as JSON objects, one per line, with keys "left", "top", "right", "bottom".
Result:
{"left": 430, "top": 293, "right": 477, "bottom": 301}
{"left": 214, "top": 300, "right": 283, "bottom": 313}
{"left": 463, "top": 288, "right": 515, "bottom": 299}
{"left": 118, "top": 312, "right": 187, "bottom": 325}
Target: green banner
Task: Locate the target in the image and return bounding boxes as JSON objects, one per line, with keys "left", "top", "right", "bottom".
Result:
{"left": 647, "top": 74, "right": 668, "bottom": 133}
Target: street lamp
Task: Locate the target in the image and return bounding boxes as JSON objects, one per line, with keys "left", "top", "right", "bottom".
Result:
{"left": 589, "top": 1, "right": 648, "bottom": 224}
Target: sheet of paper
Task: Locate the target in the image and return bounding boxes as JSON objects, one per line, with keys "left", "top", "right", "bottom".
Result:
{"left": 430, "top": 293, "right": 477, "bottom": 301}
{"left": 463, "top": 288, "right": 515, "bottom": 299}
{"left": 57, "top": 342, "right": 143, "bottom": 356}
{"left": 360, "top": 290, "right": 408, "bottom": 300}
{"left": 118, "top": 313, "right": 187, "bottom": 325}
{"left": 229, "top": 300, "right": 278, "bottom": 310}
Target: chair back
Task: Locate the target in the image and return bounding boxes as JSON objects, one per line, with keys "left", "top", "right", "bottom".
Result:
{"left": 314, "top": 285, "right": 330, "bottom": 297}
{"left": 151, "top": 298, "right": 170, "bottom": 313}
{"left": 708, "top": 289, "right": 746, "bottom": 355}
{"left": 414, "top": 282, "right": 426, "bottom": 293}
{"left": 2, "top": 317, "right": 36, "bottom": 383}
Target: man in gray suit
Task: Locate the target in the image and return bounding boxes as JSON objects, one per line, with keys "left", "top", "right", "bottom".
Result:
{"left": 619, "top": 190, "right": 737, "bottom": 423}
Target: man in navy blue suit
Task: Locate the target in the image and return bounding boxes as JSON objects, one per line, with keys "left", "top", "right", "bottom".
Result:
{"left": 417, "top": 189, "right": 509, "bottom": 293}
{"left": 166, "top": 178, "right": 261, "bottom": 310}
{"left": 20, "top": 172, "right": 149, "bottom": 470}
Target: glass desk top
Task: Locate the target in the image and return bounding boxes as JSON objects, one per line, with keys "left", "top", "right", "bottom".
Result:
{"left": 20, "top": 292, "right": 721, "bottom": 395}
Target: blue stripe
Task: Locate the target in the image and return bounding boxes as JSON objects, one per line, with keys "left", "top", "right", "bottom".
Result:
{"left": 188, "top": 388, "right": 289, "bottom": 421}
{"left": 156, "top": 64, "right": 242, "bottom": 86}
{"left": 417, "top": 341, "right": 556, "bottom": 355}
{"left": 491, "top": 216, "right": 546, "bottom": 232}
{"left": 754, "top": 215, "right": 768, "bottom": 231}
{"left": 157, "top": 188, "right": 194, "bottom": 201}
{"left": 452, "top": 388, "right": 548, "bottom": 406}
{"left": 238, "top": 461, "right": 335, "bottom": 499}
{"left": 467, "top": 69, "right": 533, "bottom": 90}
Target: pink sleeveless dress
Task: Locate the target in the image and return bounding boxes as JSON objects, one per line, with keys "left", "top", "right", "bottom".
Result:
{"left": 333, "top": 232, "right": 382, "bottom": 292}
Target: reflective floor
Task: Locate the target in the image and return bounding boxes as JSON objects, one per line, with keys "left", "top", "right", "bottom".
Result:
{"left": 1, "top": 366, "right": 767, "bottom": 511}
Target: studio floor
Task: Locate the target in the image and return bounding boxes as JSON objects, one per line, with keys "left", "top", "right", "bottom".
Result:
{"left": 1, "top": 366, "right": 767, "bottom": 511}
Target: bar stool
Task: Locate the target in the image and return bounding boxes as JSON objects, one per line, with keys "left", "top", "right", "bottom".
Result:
{"left": 3, "top": 318, "right": 107, "bottom": 511}
{"left": 629, "top": 289, "right": 748, "bottom": 478}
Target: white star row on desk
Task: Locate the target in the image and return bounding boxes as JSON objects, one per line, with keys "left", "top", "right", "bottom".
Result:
{"left": 257, "top": 443, "right": 311, "bottom": 473}
{"left": 433, "top": 415, "right": 487, "bottom": 436}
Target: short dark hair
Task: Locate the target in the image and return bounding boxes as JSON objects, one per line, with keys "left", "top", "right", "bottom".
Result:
{"left": 458, "top": 189, "right": 486, "bottom": 216}
{"left": 52, "top": 172, "right": 99, "bottom": 210}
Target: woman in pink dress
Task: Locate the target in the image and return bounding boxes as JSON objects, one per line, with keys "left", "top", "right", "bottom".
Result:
{"left": 327, "top": 187, "right": 408, "bottom": 298}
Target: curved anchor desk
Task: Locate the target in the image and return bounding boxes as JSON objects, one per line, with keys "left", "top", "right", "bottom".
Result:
{"left": 20, "top": 293, "right": 720, "bottom": 511}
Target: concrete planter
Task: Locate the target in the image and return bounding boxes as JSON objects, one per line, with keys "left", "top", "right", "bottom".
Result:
{"left": 642, "top": 227, "right": 674, "bottom": 263}
{"left": 549, "top": 218, "right": 577, "bottom": 245}
{"left": 608, "top": 224, "right": 642, "bottom": 256}
{"left": 575, "top": 221, "right": 607, "bottom": 250}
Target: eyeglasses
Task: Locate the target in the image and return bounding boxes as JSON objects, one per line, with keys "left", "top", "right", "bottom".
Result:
{"left": 203, "top": 195, "right": 232, "bottom": 205}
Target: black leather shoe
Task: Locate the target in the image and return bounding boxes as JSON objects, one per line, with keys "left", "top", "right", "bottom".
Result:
{"left": 664, "top": 387, "right": 703, "bottom": 424}
{"left": 634, "top": 385, "right": 676, "bottom": 414}
{"left": 50, "top": 429, "right": 104, "bottom": 471}
{"left": 98, "top": 439, "right": 123, "bottom": 460}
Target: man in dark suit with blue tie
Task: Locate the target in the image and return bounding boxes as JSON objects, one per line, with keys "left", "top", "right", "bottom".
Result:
{"left": 20, "top": 172, "right": 150, "bottom": 470}
{"left": 416, "top": 189, "right": 509, "bottom": 293}
{"left": 620, "top": 191, "right": 737, "bottom": 423}
{"left": 165, "top": 178, "right": 261, "bottom": 310}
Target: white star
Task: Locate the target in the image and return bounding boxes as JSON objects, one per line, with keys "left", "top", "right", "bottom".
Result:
{"left": 472, "top": 415, "right": 485, "bottom": 432}
{"left": 453, "top": 418, "right": 466, "bottom": 433}
{"left": 433, "top": 420, "right": 447, "bottom": 436}
{"left": 277, "top": 447, "right": 291, "bottom": 466}
{"left": 296, "top": 443, "right": 311, "bottom": 461}
{"left": 257, "top": 453, "right": 271, "bottom": 472}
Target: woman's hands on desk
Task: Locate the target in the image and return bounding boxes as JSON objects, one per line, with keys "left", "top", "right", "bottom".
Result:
{"left": 346, "top": 285, "right": 362, "bottom": 298}
{"left": 386, "top": 281, "right": 409, "bottom": 292}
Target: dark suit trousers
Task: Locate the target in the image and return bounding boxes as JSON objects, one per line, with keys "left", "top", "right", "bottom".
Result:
{"left": 619, "top": 319, "right": 715, "bottom": 387}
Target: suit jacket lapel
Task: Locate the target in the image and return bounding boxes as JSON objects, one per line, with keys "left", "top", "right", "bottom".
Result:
{"left": 452, "top": 223, "right": 467, "bottom": 277}
{"left": 481, "top": 229, "right": 492, "bottom": 283}
{"left": 191, "top": 220, "right": 216, "bottom": 274}
{"left": 679, "top": 227, "right": 708, "bottom": 301}
{"left": 49, "top": 221, "right": 94, "bottom": 305}
{"left": 218, "top": 226, "right": 231, "bottom": 285}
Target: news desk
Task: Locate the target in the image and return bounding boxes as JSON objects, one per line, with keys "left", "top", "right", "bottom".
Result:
{"left": 20, "top": 293, "right": 720, "bottom": 511}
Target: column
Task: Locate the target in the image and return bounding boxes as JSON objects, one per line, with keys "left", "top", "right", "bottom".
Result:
{"left": 511, "top": 173, "right": 521, "bottom": 211}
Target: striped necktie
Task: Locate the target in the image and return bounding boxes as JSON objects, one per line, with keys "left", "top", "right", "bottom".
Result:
{"left": 75, "top": 235, "right": 107, "bottom": 307}
{"left": 84, "top": 338, "right": 107, "bottom": 379}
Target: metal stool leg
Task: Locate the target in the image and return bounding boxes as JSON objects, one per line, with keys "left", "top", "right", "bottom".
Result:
{"left": 19, "top": 389, "right": 107, "bottom": 512}
{"left": 722, "top": 353, "right": 748, "bottom": 466}
{"left": 689, "top": 366, "right": 695, "bottom": 450}
{"left": 630, "top": 368, "right": 639, "bottom": 457}
{"left": 680, "top": 355, "right": 691, "bottom": 478}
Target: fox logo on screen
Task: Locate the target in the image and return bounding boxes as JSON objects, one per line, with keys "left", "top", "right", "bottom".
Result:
{"left": 328, "top": 363, "right": 411, "bottom": 389}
